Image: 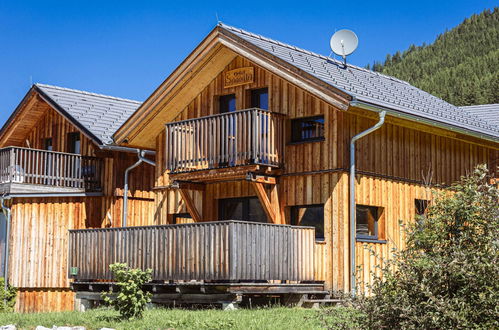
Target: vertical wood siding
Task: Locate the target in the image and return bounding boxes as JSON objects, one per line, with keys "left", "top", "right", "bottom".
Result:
{"left": 151, "top": 54, "right": 498, "bottom": 293}
{"left": 2, "top": 97, "right": 156, "bottom": 312}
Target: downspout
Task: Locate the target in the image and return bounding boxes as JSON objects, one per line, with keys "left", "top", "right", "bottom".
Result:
{"left": 349, "top": 110, "right": 386, "bottom": 296}
{"left": 0, "top": 197, "right": 11, "bottom": 291}
{"left": 122, "top": 150, "right": 155, "bottom": 227}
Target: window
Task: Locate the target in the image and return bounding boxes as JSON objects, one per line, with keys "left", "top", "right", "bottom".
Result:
{"left": 415, "top": 199, "right": 429, "bottom": 216}
{"left": 67, "top": 132, "right": 81, "bottom": 154}
{"left": 43, "top": 138, "right": 53, "bottom": 151}
{"left": 219, "top": 94, "right": 236, "bottom": 113}
{"left": 291, "top": 205, "right": 324, "bottom": 241}
{"left": 291, "top": 116, "right": 325, "bottom": 143}
{"left": 250, "top": 88, "right": 268, "bottom": 110}
{"left": 356, "top": 205, "right": 384, "bottom": 241}
{"left": 219, "top": 197, "right": 268, "bottom": 223}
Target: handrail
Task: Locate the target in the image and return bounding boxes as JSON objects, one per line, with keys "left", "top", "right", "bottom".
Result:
{"left": 165, "top": 108, "right": 286, "bottom": 173}
{"left": 0, "top": 147, "right": 103, "bottom": 191}
{"left": 165, "top": 108, "right": 285, "bottom": 127}
{"left": 0, "top": 146, "right": 101, "bottom": 159}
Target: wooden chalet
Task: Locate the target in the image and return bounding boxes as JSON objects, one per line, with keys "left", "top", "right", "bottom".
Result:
{"left": 2, "top": 24, "right": 499, "bottom": 312}
{"left": 0, "top": 84, "right": 156, "bottom": 312}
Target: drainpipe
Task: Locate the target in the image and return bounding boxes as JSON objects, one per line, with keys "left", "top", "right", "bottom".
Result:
{"left": 349, "top": 110, "right": 386, "bottom": 296}
{"left": 0, "top": 197, "right": 11, "bottom": 291}
{"left": 122, "top": 150, "right": 155, "bottom": 227}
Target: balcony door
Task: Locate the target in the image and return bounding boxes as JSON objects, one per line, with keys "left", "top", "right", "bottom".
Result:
{"left": 219, "top": 197, "right": 268, "bottom": 223}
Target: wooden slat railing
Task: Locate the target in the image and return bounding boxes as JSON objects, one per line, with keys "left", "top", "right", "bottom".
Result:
{"left": 68, "top": 221, "right": 316, "bottom": 282}
{"left": 0, "top": 146, "right": 103, "bottom": 191}
{"left": 165, "top": 108, "right": 285, "bottom": 173}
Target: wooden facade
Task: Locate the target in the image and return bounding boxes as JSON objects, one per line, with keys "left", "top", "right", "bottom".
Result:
{"left": 0, "top": 91, "right": 156, "bottom": 312}
{"left": 129, "top": 52, "right": 498, "bottom": 295}
{"left": 3, "top": 26, "right": 499, "bottom": 311}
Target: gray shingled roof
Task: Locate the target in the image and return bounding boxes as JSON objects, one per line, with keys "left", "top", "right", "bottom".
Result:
{"left": 36, "top": 84, "right": 141, "bottom": 145}
{"left": 459, "top": 104, "right": 499, "bottom": 128}
{"left": 220, "top": 24, "right": 499, "bottom": 140}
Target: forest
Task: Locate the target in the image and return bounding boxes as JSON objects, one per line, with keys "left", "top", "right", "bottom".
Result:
{"left": 367, "top": 8, "right": 498, "bottom": 106}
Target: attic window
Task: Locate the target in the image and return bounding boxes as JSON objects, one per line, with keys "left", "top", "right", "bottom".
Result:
{"left": 290, "top": 115, "right": 325, "bottom": 143}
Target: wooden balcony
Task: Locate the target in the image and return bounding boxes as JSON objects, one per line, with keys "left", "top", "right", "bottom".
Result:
{"left": 0, "top": 147, "right": 103, "bottom": 195}
{"left": 68, "top": 221, "right": 316, "bottom": 282}
{"left": 165, "top": 109, "right": 285, "bottom": 176}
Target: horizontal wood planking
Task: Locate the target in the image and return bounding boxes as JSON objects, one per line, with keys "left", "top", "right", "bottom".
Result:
{"left": 69, "top": 221, "right": 315, "bottom": 282}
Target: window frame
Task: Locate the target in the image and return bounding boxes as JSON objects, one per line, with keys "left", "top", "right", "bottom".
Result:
{"left": 355, "top": 204, "right": 386, "bottom": 243}
{"left": 249, "top": 87, "right": 269, "bottom": 110}
{"left": 289, "top": 115, "right": 325, "bottom": 144}
{"left": 415, "top": 199, "right": 430, "bottom": 216}
{"left": 43, "top": 138, "right": 53, "bottom": 151}
{"left": 290, "top": 204, "right": 325, "bottom": 241}
{"left": 67, "top": 132, "right": 81, "bottom": 154}
{"left": 218, "top": 93, "right": 236, "bottom": 113}
{"left": 218, "top": 196, "right": 268, "bottom": 223}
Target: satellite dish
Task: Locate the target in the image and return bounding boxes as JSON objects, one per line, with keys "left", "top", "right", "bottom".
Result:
{"left": 330, "top": 29, "right": 358, "bottom": 64}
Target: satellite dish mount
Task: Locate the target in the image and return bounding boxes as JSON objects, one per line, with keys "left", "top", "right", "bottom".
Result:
{"left": 330, "top": 29, "right": 359, "bottom": 66}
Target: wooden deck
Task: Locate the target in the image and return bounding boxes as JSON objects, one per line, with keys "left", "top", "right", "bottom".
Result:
{"left": 0, "top": 146, "right": 103, "bottom": 195}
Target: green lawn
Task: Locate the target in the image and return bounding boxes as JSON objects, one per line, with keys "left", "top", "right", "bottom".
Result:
{"left": 0, "top": 306, "right": 360, "bottom": 329}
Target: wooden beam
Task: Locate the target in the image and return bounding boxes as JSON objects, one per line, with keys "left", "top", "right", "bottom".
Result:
{"left": 179, "top": 188, "right": 202, "bottom": 222}
{"left": 251, "top": 182, "right": 277, "bottom": 223}
{"left": 172, "top": 181, "right": 206, "bottom": 191}
{"left": 246, "top": 173, "right": 277, "bottom": 184}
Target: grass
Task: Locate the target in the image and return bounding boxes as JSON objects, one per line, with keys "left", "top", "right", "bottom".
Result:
{"left": 0, "top": 306, "right": 361, "bottom": 329}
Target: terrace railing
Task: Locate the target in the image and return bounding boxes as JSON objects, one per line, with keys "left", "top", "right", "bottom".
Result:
{"left": 68, "top": 221, "right": 316, "bottom": 282}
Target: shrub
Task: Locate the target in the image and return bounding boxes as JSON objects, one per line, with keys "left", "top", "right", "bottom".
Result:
{"left": 102, "top": 263, "right": 152, "bottom": 320}
{"left": 355, "top": 165, "right": 499, "bottom": 329}
{"left": 0, "top": 277, "right": 16, "bottom": 312}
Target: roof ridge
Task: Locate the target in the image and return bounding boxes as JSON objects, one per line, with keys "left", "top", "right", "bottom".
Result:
{"left": 218, "top": 23, "right": 411, "bottom": 86}
{"left": 35, "top": 83, "right": 142, "bottom": 104}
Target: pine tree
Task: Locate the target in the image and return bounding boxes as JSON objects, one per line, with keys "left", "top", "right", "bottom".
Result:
{"left": 369, "top": 8, "right": 499, "bottom": 106}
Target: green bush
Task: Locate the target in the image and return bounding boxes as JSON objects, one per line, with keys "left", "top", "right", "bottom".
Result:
{"left": 355, "top": 165, "right": 499, "bottom": 329}
{"left": 0, "top": 277, "right": 16, "bottom": 312}
{"left": 102, "top": 263, "right": 152, "bottom": 320}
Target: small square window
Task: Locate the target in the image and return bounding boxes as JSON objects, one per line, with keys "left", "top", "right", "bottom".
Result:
{"left": 291, "top": 116, "right": 325, "bottom": 143}
{"left": 415, "top": 199, "right": 429, "bottom": 216}
{"left": 356, "top": 205, "right": 383, "bottom": 240}
{"left": 291, "top": 204, "right": 324, "bottom": 240}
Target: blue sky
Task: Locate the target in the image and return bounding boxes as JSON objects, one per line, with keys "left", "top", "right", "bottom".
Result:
{"left": 0, "top": 1, "right": 496, "bottom": 126}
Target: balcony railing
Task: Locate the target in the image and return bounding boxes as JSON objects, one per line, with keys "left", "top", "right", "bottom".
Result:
{"left": 0, "top": 147, "right": 103, "bottom": 194}
{"left": 165, "top": 108, "right": 285, "bottom": 173}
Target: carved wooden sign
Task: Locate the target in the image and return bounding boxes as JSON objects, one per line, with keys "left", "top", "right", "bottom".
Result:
{"left": 224, "top": 67, "right": 254, "bottom": 88}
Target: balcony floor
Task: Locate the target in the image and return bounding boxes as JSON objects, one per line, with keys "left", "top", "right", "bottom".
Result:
{"left": 0, "top": 182, "right": 101, "bottom": 196}
{"left": 169, "top": 164, "right": 282, "bottom": 183}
